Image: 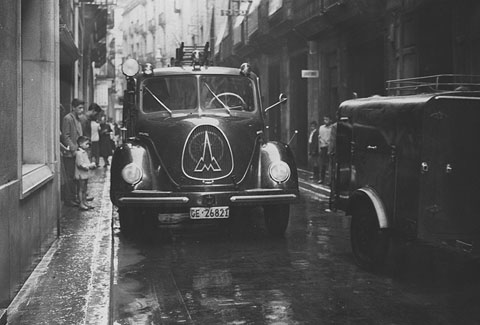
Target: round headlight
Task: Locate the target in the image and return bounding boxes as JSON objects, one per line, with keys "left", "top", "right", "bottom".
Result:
{"left": 121, "top": 163, "right": 143, "bottom": 184}
{"left": 122, "top": 59, "right": 140, "bottom": 77}
{"left": 269, "top": 161, "right": 291, "bottom": 183}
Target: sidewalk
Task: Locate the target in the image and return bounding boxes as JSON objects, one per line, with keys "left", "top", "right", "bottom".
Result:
{"left": 6, "top": 168, "right": 113, "bottom": 325}
{"left": 4, "top": 168, "right": 326, "bottom": 325}
{"left": 297, "top": 168, "right": 331, "bottom": 200}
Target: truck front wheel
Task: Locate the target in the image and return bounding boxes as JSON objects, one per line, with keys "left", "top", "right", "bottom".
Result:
{"left": 350, "top": 202, "right": 389, "bottom": 271}
{"left": 264, "top": 204, "right": 289, "bottom": 237}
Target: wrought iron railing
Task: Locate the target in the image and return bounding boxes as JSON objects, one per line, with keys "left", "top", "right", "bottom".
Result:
{"left": 386, "top": 74, "right": 480, "bottom": 95}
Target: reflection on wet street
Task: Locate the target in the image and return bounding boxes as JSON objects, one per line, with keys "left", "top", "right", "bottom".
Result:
{"left": 112, "top": 192, "right": 480, "bottom": 324}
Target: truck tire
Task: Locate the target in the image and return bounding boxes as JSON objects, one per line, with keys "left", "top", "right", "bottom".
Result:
{"left": 118, "top": 207, "right": 136, "bottom": 236}
{"left": 264, "top": 204, "right": 289, "bottom": 237}
{"left": 350, "top": 202, "right": 389, "bottom": 271}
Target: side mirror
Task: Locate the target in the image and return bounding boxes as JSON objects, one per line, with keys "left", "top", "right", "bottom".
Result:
{"left": 265, "top": 93, "right": 288, "bottom": 113}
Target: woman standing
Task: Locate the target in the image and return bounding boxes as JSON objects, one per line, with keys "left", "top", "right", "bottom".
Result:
{"left": 99, "top": 116, "right": 113, "bottom": 167}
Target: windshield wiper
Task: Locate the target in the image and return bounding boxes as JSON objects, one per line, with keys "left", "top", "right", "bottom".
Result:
{"left": 203, "top": 82, "right": 231, "bottom": 115}
{"left": 143, "top": 86, "right": 172, "bottom": 116}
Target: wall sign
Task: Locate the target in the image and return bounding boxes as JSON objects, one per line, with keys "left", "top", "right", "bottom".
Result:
{"left": 301, "top": 70, "right": 319, "bottom": 78}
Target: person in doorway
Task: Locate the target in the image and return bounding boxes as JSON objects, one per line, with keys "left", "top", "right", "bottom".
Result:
{"left": 74, "top": 136, "right": 96, "bottom": 211}
{"left": 318, "top": 116, "right": 333, "bottom": 184}
{"left": 308, "top": 120, "right": 320, "bottom": 181}
{"left": 62, "top": 98, "right": 84, "bottom": 207}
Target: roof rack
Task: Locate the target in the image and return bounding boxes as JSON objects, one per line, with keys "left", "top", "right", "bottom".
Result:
{"left": 174, "top": 42, "right": 212, "bottom": 67}
{"left": 385, "top": 74, "right": 480, "bottom": 96}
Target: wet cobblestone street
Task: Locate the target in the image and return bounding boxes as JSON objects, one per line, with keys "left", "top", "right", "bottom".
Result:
{"left": 112, "top": 189, "right": 480, "bottom": 324}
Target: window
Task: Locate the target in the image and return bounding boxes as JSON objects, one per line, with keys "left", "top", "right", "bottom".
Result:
{"left": 20, "top": 0, "right": 57, "bottom": 197}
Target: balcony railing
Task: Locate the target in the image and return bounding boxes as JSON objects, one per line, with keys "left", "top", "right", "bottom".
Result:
{"left": 292, "top": 0, "right": 323, "bottom": 24}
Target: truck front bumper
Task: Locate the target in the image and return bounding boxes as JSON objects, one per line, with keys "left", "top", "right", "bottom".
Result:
{"left": 115, "top": 188, "right": 299, "bottom": 208}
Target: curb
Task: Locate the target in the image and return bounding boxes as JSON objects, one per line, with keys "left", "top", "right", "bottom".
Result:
{"left": 83, "top": 170, "right": 113, "bottom": 325}
{"left": 297, "top": 168, "right": 331, "bottom": 199}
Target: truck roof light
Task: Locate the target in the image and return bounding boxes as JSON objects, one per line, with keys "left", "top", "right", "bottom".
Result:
{"left": 240, "top": 63, "right": 251, "bottom": 76}
{"left": 143, "top": 63, "right": 154, "bottom": 75}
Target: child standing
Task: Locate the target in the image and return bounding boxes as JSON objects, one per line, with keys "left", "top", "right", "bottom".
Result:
{"left": 75, "top": 136, "right": 96, "bottom": 210}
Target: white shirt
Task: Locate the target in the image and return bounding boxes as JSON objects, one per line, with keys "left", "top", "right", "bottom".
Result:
{"left": 90, "top": 120, "right": 100, "bottom": 142}
{"left": 318, "top": 124, "right": 332, "bottom": 148}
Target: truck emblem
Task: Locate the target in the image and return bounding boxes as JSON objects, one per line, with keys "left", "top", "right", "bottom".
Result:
{"left": 194, "top": 132, "right": 221, "bottom": 172}
{"left": 182, "top": 124, "right": 234, "bottom": 181}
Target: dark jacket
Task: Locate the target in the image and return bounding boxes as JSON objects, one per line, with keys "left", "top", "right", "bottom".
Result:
{"left": 62, "top": 112, "right": 83, "bottom": 158}
{"left": 308, "top": 128, "right": 319, "bottom": 156}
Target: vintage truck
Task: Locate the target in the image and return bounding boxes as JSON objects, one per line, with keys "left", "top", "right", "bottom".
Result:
{"left": 110, "top": 43, "right": 299, "bottom": 237}
{"left": 331, "top": 75, "right": 480, "bottom": 270}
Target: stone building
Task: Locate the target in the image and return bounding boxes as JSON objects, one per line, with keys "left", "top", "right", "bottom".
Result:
{"left": 215, "top": 0, "right": 480, "bottom": 169}
{"left": 0, "top": 1, "right": 106, "bottom": 321}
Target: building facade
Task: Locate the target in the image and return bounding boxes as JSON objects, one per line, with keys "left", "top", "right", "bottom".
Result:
{"left": 215, "top": 0, "right": 480, "bottom": 169}
{"left": 0, "top": 1, "right": 106, "bottom": 319}
{"left": 0, "top": 1, "right": 60, "bottom": 318}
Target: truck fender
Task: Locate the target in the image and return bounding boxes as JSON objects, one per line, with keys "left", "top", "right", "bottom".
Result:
{"left": 348, "top": 187, "right": 389, "bottom": 229}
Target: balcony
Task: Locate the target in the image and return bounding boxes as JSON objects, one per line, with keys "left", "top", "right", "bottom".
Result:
{"left": 245, "top": 0, "right": 293, "bottom": 53}
{"left": 148, "top": 19, "right": 156, "bottom": 33}
{"left": 292, "top": 0, "right": 331, "bottom": 39}
{"left": 266, "top": 2, "right": 294, "bottom": 39}
{"left": 292, "top": 0, "right": 383, "bottom": 39}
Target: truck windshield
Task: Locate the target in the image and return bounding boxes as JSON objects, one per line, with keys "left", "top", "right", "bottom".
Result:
{"left": 141, "top": 75, "right": 255, "bottom": 113}
{"left": 142, "top": 76, "right": 197, "bottom": 113}
{"left": 201, "top": 76, "right": 255, "bottom": 112}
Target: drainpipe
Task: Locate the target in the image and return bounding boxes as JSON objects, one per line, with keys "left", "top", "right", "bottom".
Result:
{"left": 74, "top": 2, "right": 79, "bottom": 98}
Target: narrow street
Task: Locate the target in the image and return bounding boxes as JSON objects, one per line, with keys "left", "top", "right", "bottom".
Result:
{"left": 6, "top": 170, "right": 480, "bottom": 324}
{"left": 112, "top": 181, "right": 480, "bottom": 324}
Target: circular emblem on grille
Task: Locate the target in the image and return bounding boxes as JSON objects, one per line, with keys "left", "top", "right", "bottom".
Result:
{"left": 182, "top": 125, "right": 233, "bottom": 180}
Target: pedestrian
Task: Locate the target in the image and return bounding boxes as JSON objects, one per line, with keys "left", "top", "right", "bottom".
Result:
{"left": 99, "top": 116, "right": 113, "bottom": 167}
{"left": 75, "top": 136, "right": 96, "bottom": 210}
{"left": 62, "top": 98, "right": 84, "bottom": 207}
{"left": 318, "top": 116, "right": 333, "bottom": 184}
{"left": 80, "top": 103, "right": 102, "bottom": 139}
{"left": 108, "top": 118, "right": 116, "bottom": 149}
{"left": 90, "top": 113, "right": 101, "bottom": 167}
{"left": 113, "top": 121, "right": 121, "bottom": 147}
{"left": 308, "top": 120, "right": 320, "bottom": 181}
{"left": 60, "top": 132, "right": 70, "bottom": 202}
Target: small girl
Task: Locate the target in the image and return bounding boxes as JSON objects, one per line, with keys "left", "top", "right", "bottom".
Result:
{"left": 75, "top": 136, "right": 96, "bottom": 210}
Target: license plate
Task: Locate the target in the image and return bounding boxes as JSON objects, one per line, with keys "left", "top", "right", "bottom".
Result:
{"left": 190, "top": 206, "right": 230, "bottom": 219}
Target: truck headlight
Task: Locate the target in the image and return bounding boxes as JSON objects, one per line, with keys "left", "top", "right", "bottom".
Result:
{"left": 121, "top": 163, "right": 143, "bottom": 184}
{"left": 122, "top": 58, "right": 140, "bottom": 77}
{"left": 269, "top": 161, "right": 290, "bottom": 183}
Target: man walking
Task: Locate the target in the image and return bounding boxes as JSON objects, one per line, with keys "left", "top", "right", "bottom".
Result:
{"left": 318, "top": 116, "right": 333, "bottom": 184}
{"left": 62, "top": 98, "right": 84, "bottom": 206}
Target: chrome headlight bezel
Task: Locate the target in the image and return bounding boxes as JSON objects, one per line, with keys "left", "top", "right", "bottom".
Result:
{"left": 269, "top": 161, "right": 291, "bottom": 184}
{"left": 121, "top": 163, "right": 143, "bottom": 185}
